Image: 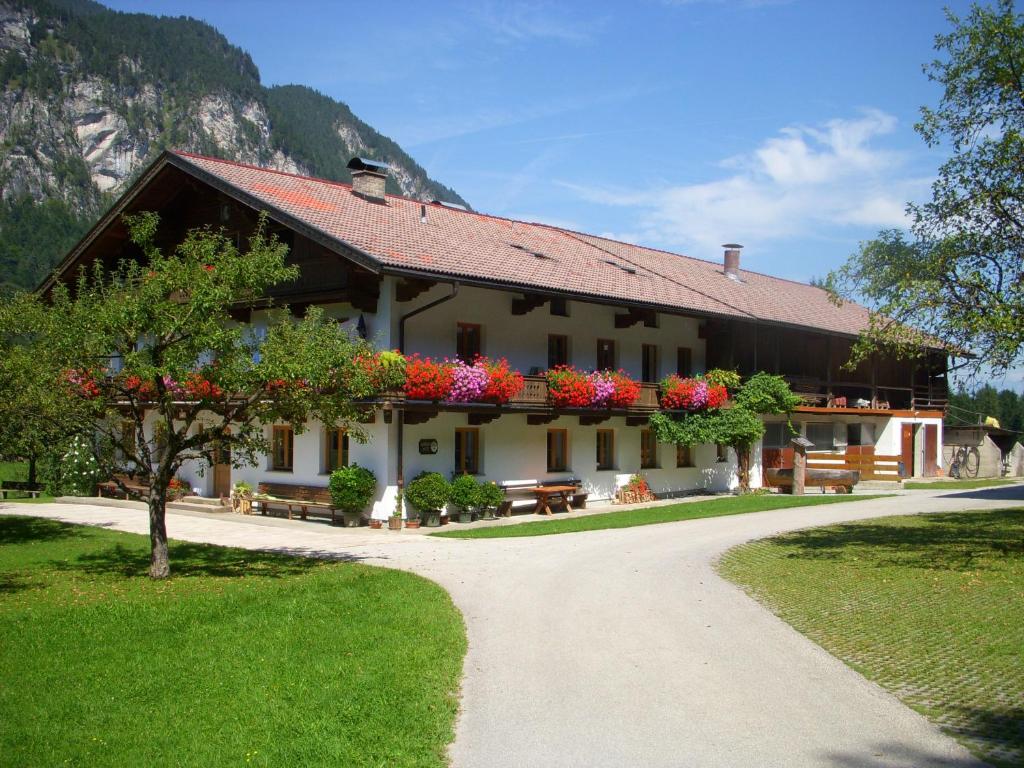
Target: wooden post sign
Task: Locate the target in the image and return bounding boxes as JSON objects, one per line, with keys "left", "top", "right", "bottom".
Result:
{"left": 790, "top": 436, "right": 813, "bottom": 496}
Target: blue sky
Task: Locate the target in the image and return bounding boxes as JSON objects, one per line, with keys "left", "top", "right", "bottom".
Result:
{"left": 105, "top": 0, "right": 1020, "bottom": 389}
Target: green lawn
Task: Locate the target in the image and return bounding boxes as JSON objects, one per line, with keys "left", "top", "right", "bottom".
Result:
{"left": 0, "top": 516, "right": 466, "bottom": 767}
{"left": 719, "top": 509, "right": 1024, "bottom": 768}
{"left": 904, "top": 477, "right": 1018, "bottom": 490}
{"left": 432, "top": 493, "right": 887, "bottom": 539}
{"left": 0, "top": 460, "right": 54, "bottom": 503}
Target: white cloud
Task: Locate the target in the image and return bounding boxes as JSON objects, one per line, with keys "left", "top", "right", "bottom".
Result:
{"left": 562, "top": 109, "right": 927, "bottom": 255}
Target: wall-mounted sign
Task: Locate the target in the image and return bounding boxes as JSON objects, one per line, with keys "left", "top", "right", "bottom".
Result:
{"left": 419, "top": 439, "right": 438, "bottom": 455}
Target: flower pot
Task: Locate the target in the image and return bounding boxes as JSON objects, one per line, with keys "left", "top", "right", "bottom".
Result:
{"left": 479, "top": 509, "right": 496, "bottom": 520}
{"left": 369, "top": 518, "right": 383, "bottom": 529}
{"left": 388, "top": 516, "right": 402, "bottom": 531}
{"left": 458, "top": 511, "right": 473, "bottom": 524}
{"left": 341, "top": 510, "right": 362, "bottom": 528}
{"left": 422, "top": 511, "right": 442, "bottom": 528}
{"left": 405, "top": 518, "right": 421, "bottom": 529}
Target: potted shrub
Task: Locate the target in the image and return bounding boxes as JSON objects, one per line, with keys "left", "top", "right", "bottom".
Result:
{"left": 450, "top": 473, "right": 480, "bottom": 523}
{"left": 405, "top": 471, "right": 450, "bottom": 527}
{"left": 328, "top": 464, "right": 376, "bottom": 528}
{"left": 477, "top": 480, "right": 504, "bottom": 520}
{"left": 231, "top": 480, "right": 254, "bottom": 514}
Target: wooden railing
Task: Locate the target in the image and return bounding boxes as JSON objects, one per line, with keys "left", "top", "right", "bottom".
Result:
{"left": 912, "top": 386, "right": 948, "bottom": 411}
{"left": 807, "top": 452, "right": 903, "bottom": 481}
{"left": 507, "top": 375, "right": 660, "bottom": 412}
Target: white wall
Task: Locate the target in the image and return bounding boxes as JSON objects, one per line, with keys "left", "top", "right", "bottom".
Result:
{"left": 396, "top": 280, "right": 706, "bottom": 379}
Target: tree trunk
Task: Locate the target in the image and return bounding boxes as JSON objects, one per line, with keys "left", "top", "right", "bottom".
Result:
{"left": 148, "top": 489, "right": 170, "bottom": 579}
{"left": 27, "top": 455, "right": 37, "bottom": 486}
{"left": 735, "top": 446, "right": 752, "bottom": 494}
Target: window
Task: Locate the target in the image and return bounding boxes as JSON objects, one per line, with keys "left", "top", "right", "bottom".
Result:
{"left": 847, "top": 423, "right": 875, "bottom": 447}
{"left": 642, "top": 344, "right": 659, "bottom": 383}
{"left": 597, "top": 339, "right": 616, "bottom": 371}
{"left": 676, "top": 444, "right": 694, "bottom": 468}
{"left": 640, "top": 429, "right": 658, "bottom": 469}
{"left": 596, "top": 429, "right": 615, "bottom": 470}
{"left": 716, "top": 443, "right": 729, "bottom": 463}
{"left": 677, "top": 347, "right": 693, "bottom": 376}
{"left": 547, "top": 429, "right": 569, "bottom": 472}
{"left": 550, "top": 297, "right": 569, "bottom": 317}
{"left": 548, "top": 334, "right": 569, "bottom": 369}
{"left": 325, "top": 428, "right": 349, "bottom": 472}
{"left": 805, "top": 422, "right": 836, "bottom": 451}
{"left": 456, "top": 323, "right": 482, "bottom": 363}
{"left": 455, "top": 428, "right": 480, "bottom": 474}
{"left": 271, "top": 424, "right": 294, "bottom": 471}
{"left": 762, "top": 423, "right": 788, "bottom": 449}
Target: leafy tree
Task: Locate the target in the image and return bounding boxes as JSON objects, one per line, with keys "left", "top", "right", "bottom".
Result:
{"left": 650, "top": 373, "right": 800, "bottom": 492}
{"left": 828, "top": 1, "right": 1024, "bottom": 372}
{"left": 0, "top": 213, "right": 377, "bottom": 578}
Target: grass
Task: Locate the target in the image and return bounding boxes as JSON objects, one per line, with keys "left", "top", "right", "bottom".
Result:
{"left": 0, "top": 460, "right": 54, "bottom": 503}
{"left": 719, "top": 509, "right": 1024, "bottom": 768}
{"left": 904, "top": 477, "right": 1018, "bottom": 490}
{"left": 0, "top": 515, "right": 466, "bottom": 767}
{"left": 432, "top": 493, "right": 888, "bottom": 539}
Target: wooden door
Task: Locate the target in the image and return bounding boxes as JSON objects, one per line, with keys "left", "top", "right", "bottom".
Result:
{"left": 213, "top": 436, "right": 231, "bottom": 498}
{"left": 900, "top": 424, "right": 915, "bottom": 477}
{"left": 923, "top": 424, "right": 938, "bottom": 476}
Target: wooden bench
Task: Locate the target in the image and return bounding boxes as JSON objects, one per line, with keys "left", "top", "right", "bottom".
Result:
{"left": 0, "top": 480, "right": 44, "bottom": 499}
{"left": 97, "top": 474, "right": 151, "bottom": 498}
{"left": 253, "top": 482, "right": 340, "bottom": 524}
{"left": 497, "top": 479, "right": 589, "bottom": 517}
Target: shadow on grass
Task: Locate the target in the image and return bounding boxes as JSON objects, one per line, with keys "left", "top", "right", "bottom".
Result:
{"left": 943, "top": 705, "right": 1024, "bottom": 768}
{"left": 47, "top": 541, "right": 375, "bottom": 580}
{"left": 771, "top": 509, "right": 1024, "bottom": 572}
{"left": 0, "top": 516, "right": 86, "bottom": 545}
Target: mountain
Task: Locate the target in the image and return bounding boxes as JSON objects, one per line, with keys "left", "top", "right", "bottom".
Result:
{"left": 0, "top": 0, "right": 468, "bottom": 292}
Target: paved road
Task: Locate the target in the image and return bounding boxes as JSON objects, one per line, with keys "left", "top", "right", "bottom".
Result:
{"left": 6, "top": 486, "right": 1022, "bottom": 767}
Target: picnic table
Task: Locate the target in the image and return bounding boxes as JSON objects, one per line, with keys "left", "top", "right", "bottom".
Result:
{"left": 530, "top": 484, "right": 578, "bottom": 516}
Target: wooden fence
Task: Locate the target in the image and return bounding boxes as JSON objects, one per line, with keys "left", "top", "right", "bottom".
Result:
{"left": 806, "top": 452, "right": 903, "bottom": 482}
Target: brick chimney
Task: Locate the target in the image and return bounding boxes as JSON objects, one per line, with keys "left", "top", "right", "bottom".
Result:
{"left": 347, "top": 157, "right": 389, "bottom": 202}
{"left": 722, "top": 243, "right": 743, "bottom": 281}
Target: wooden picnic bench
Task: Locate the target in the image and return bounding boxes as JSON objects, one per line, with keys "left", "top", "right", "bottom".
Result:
{"left": 97, "top": 474, "right": 151, "bottom": 498}
{"left": 497, "top": 479, "right": 589, "bottom": 517}
{"left": 0, "top": 480, "right": 44, "bottom": 499}
{"left": 253, "top": 482, "right": 341, "bottom": 524}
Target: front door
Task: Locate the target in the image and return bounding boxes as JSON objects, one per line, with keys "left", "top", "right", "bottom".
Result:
{"left": 923, "top": 424, "right": 938, "bottom": 476}
{"left": 213, "top": 437, "right": 231, "bottom": 499}
{"left": 900, "top": 424, "right": 915, "bottom": 477}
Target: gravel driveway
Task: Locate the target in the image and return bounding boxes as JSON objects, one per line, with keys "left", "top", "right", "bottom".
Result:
{"left": 7, "top": 486, "right": 1021, "bottom": 767}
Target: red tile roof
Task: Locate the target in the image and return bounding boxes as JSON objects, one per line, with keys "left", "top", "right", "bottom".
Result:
{"left": 172, "top": 151, "right": 875, "bottom": 337}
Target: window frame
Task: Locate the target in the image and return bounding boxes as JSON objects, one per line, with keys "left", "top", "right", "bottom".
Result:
{"left": 548, "top": 334, "right": 569, "bottom": 369}
{"left": 596, "top": 338, "right": 616, "bottom": 371}
{"left": 547, "top": 429, "right": 569, "bottom": 473}
{"left": 455, "top": 427, "right": 481, "bottom": 475}
{"left": 456, "top": 322, "right": 482, "bottom": 363}
{"left": 271, "top": 424, "right": 294, "bottom": 472}
{"left": 676, "top": 444, "right": 694, "bottom": 468}
{"left": 324, "top": 427, "right": 349, "bottom": 472}
{"left": 677, "top": 347, "right": 693, "bottom": 377}
{"left": 805, "top": 422, "right": 836, "bottom": 452}
{"left": 642, "top": 343, "right": 659, "bottom": 383}
{"left": 596, "top": 429, "right": 615, "bottom": 471}
{"left": 640, "top": 429, "right": 659, "bottom": 469}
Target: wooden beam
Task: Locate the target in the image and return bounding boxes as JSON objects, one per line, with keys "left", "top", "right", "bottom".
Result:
{"left": 404, "top": 410, "right": 437, "bottom": 425}
{"left": 511, "top": 294, "right": 547, "bottom": 316}
{"left": 579, "top": 414, "right": 609, "bottom": 426}
{"left": 468, "top": 412, "right": 501, "bottom": 425}
{"left": 396, "top": 278, "right": 437, "bottom": 302}
{"left": 625, "top": 416, "right": 650, "bottom": 427}
{"left": 614, "top": 308, "right": 655, "bottom": 329}
{"left": 527, "top": 414, "right": 558, "bottom": 426}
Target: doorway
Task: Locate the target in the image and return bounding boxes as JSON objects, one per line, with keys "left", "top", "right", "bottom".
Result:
{"left": 213, "top": 432, "right": 231, "bottom": 499}
{"left": 900, "top": 424, "right": 916, "bottom": 477}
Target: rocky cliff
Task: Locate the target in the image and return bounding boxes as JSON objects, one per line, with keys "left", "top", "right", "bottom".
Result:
{"left": 0, "top": 0, "right": 467, "bottom": 290}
